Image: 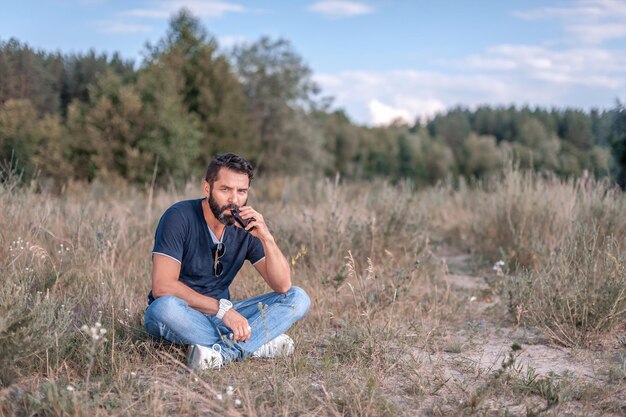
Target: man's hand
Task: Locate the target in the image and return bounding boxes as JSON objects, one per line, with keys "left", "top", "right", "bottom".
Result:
{"left": 221, "top": 309, "right": 251, "bottom": 342}
{"left": 237, "top": 206, "right": 272, "bottom": 241}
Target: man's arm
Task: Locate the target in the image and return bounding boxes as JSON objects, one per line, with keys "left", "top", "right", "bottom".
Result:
{"left": 238, "top": 206, "right": 292, "bottom": 293}
{"left": 151, "top": 254, "right": 220, "bottom": 314}
{"left": 151, "top": 254, "right": 252, "bottom": 341}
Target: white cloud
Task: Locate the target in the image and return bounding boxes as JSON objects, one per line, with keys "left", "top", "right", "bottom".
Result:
{"left": 98, "top": 21, "right": 153, "bottom": 34}
{"left": 567, "top": 23, "right": 626, "bottom": 45}
{"left": 513, "top": 0, "right": 626, "bottom": 21}
{"left": 308, "top": 1, "right": 373, "bottom": 18}
{"left": 458, "top": 44, "right": 626, "bottom": 89}
{"left": 218, "top": 35, "right": 248, "bottom": 48}
{"left": 395, "top": 97, "right": 447, "bottom": 124}
{"left": 315, "top": 67, "right": 624, "bottom": 126}
{"left": 368, "top": 99, "right": 413, "bottom": 126}
{"left": 513, "top": 0, "right": 626, "bottom": 45}
{"left": 313, "top": 0, "right": 626, "bottom": 126}
{"left": 124, "top": 1, "right": 247, "bottom": 19}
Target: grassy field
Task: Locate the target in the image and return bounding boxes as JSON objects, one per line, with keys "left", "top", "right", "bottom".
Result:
{"left": 1, "top": 167, "right": 625, "bottom": 416}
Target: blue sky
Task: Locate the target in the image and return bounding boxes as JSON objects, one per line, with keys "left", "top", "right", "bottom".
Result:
{"left": 2, "top": 0, "right": 626, "bottom": 125}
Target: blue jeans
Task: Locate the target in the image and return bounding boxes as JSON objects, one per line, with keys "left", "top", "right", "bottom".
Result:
{"left": 144, "top": 286, "right": 311, "bottom": 363}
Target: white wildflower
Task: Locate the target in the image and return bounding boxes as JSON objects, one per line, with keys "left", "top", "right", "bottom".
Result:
{"left": 226, "top": 385, "right": 235, "bottom": 396}
{"left": 130, "top": 372, "right": 137, "bottom": 377}
{"left": 492, "top": 260, "right": 505, "bottom": 275}
{"left": 215, "top": 393, "right": 223, "bottom": 401}
{"left": 469, "top": 296, "right": 477, "bottom": 302}
{"left": 81, "top": 322, "right": 108, "bottom": 342}
{"left": 66, "top": 385, "right": 75, "bottom": 392}
{"left": 235, "top": 398, "right": 242, "bottom": 407}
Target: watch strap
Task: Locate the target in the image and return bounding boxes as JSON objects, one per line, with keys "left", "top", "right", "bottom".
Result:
{"left": 216, "top": 299, "right": 233, "bottom": 320}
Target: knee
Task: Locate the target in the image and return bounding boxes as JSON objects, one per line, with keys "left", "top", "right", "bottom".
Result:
{"left": 145, "top": 295, "right": 187, "bottom": 325}
{"left": 285, "top": 286, "right": 311, "bottom": 320}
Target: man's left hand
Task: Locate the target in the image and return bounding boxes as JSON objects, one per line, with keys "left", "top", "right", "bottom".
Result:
{"left": 237, "top": 206, "right": 272, "bottom": 241}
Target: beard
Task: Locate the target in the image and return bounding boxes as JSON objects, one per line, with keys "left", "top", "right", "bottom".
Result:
{"left": 208, "top": 189, "right": 247, "bottom": 226}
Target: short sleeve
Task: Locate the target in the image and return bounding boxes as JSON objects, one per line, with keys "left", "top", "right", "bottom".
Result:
{"left": 152, "top": 207, "right": 186, "bottom": 263}
{"left": 246, "top": 235, "right": 265, "bottom": 265}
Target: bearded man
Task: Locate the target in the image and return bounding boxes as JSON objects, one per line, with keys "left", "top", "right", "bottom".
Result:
{"left": 144, "top": 153, "right": 310, "bottom": 369}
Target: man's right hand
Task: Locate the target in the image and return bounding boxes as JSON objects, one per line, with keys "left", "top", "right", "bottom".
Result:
{"left": 221, "top": 309, "right": 251, "bottom": 342}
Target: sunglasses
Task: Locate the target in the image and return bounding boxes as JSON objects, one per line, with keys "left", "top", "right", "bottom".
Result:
{"left": 214, "top": 242, "right": 226, "bottom": 276}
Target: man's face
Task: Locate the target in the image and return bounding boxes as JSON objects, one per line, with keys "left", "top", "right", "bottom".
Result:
{"left": 204, "top": 168, "right": 250, "bottom": 225}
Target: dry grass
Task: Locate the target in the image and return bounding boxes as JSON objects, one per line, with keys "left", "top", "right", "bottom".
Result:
{"left": 1, "top": 168, "right": 625, "bottom": 416}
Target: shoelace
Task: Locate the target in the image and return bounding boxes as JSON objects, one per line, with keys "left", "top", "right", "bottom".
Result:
{"left": 211, "top": 344, "right": 222, "bottom": 355}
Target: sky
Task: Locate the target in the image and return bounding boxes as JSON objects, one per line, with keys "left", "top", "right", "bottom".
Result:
{"left": 2, "top": 0, "right": 626, "bottom": 125}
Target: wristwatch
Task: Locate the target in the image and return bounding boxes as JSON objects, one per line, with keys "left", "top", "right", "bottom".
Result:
{"left": 216, "top": 298, "right": 233, "bottom": 320}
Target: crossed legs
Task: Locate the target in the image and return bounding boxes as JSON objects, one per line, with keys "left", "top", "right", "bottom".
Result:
{"left": 144, "top": 286, "right": 311, "bottom": 364}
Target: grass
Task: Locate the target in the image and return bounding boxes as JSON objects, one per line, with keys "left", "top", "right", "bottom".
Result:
{"left": 1, "top": 166, "right": 625, "bottom": 416}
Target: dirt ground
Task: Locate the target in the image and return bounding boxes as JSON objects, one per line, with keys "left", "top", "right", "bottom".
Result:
{"left": 408, "top": 246, "right": 626, "bottom": 416}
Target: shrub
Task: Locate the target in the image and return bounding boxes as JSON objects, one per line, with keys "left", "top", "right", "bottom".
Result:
{"left": 0, "top": 272, "right": 72, "bottom": 385}
{"left": 506, "top": 225, "right": 626, "bottom": 347}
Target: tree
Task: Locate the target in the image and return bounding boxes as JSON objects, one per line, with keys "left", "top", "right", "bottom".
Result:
{"left": 0, "top": 99, "right": 73, "bottom": 186}
{"left": 78, "top": 71, "right": 148, "bottom": 182}
{"left": 145, "top": 10, "right": 256, "bottom": 166}
{"left": 610, "top": 102, "right": 626, "bottom": 187}
{"left": 320, "top": 110, "right": 361, "bottom": 178}
{"left": 60, "top": 50, "right": 135, "bottom": 117}
{"left": 427, "top": 107, "right": 472, "bottom": 160}
{"left": 0, "top": 39, "right": 60, "bottom": 115}
{"left": 517, "top": 117, "right": 560, "bottom": 171}
{"left": 560, "top": 109, "right": 594, "bottom": 150}
{"left": 459, "top": 134, "right": 504, "bottom": 178}
{"left": 232, "top": 36, "right": 329, "bottom": 175}
{"left": 416, "top": 135, "right": 455, "bottom": 185}
{"left": 0, "top": 99, "right": 39, "bottom": 180}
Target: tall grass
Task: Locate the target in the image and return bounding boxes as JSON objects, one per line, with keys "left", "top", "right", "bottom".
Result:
{"left": 426, "top": 167, "right": 626, "bottom": 346}
{"left": 1, "top": 167, "right": 624, "bottom": 415}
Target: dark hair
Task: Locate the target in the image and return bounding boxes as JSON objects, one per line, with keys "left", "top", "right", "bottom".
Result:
{"left": 205, "top": 153, "right": 254, "bottom": 186}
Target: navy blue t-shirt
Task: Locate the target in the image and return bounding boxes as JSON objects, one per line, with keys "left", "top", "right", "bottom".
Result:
{"left": 148, "top": 198, "right": 265, "bottom": 304}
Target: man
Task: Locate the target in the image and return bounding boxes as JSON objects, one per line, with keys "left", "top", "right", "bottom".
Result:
{"left": 144, "top": 153, "right": 311, "bottom": 369}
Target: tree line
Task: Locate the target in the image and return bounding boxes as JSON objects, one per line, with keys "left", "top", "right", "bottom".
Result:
{"left": 1, "top": 10, "right": 625, "bottom": 189}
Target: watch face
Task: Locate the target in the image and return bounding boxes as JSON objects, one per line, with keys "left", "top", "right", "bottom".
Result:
{"left": 221, "top": 299, "right": 233, "bottom": 309}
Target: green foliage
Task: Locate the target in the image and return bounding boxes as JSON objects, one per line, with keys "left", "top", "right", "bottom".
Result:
{"left": 428, "top": 107, "right": 472, "bottom": 152}
{"left": 560, "top": 109, "right": 594, "bottom": 150}
{"left": 146, "top": 10, "right": 256, "bottom": 167}
{"left": 459, "top": 134, "right": 504, "bottom": 178}
{"left": 507, "top": 227, "right": 626, "bottom": 347}
{"left": 0, "top": 39, "right": 62, "bottom": 115}
{"left": 610, "top": 102, "right": 626, "bottom": 187}
{"left": 0, "top": 99, "right": 74, "bottom": 186}
{"left": 0, "top": 271, "right": 71, "bottom": 385}
{"left": 233, "top": 36, "right": 328, "bottom": 175}
{"left": 0, "top": 99, "right": 39, "bottom": 180}
{"left": 417, "top": 136, "right": 455, "bottom": 184}
{"left": 0, "top": 12, "right": 623, "bottom": 188}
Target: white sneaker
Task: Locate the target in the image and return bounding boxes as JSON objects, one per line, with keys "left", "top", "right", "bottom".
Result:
{"left": 187, "top": 344, "right": 224, "bottom": 370}
{"left": 252, "top": 334, "right": 295, "bottom": 358}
